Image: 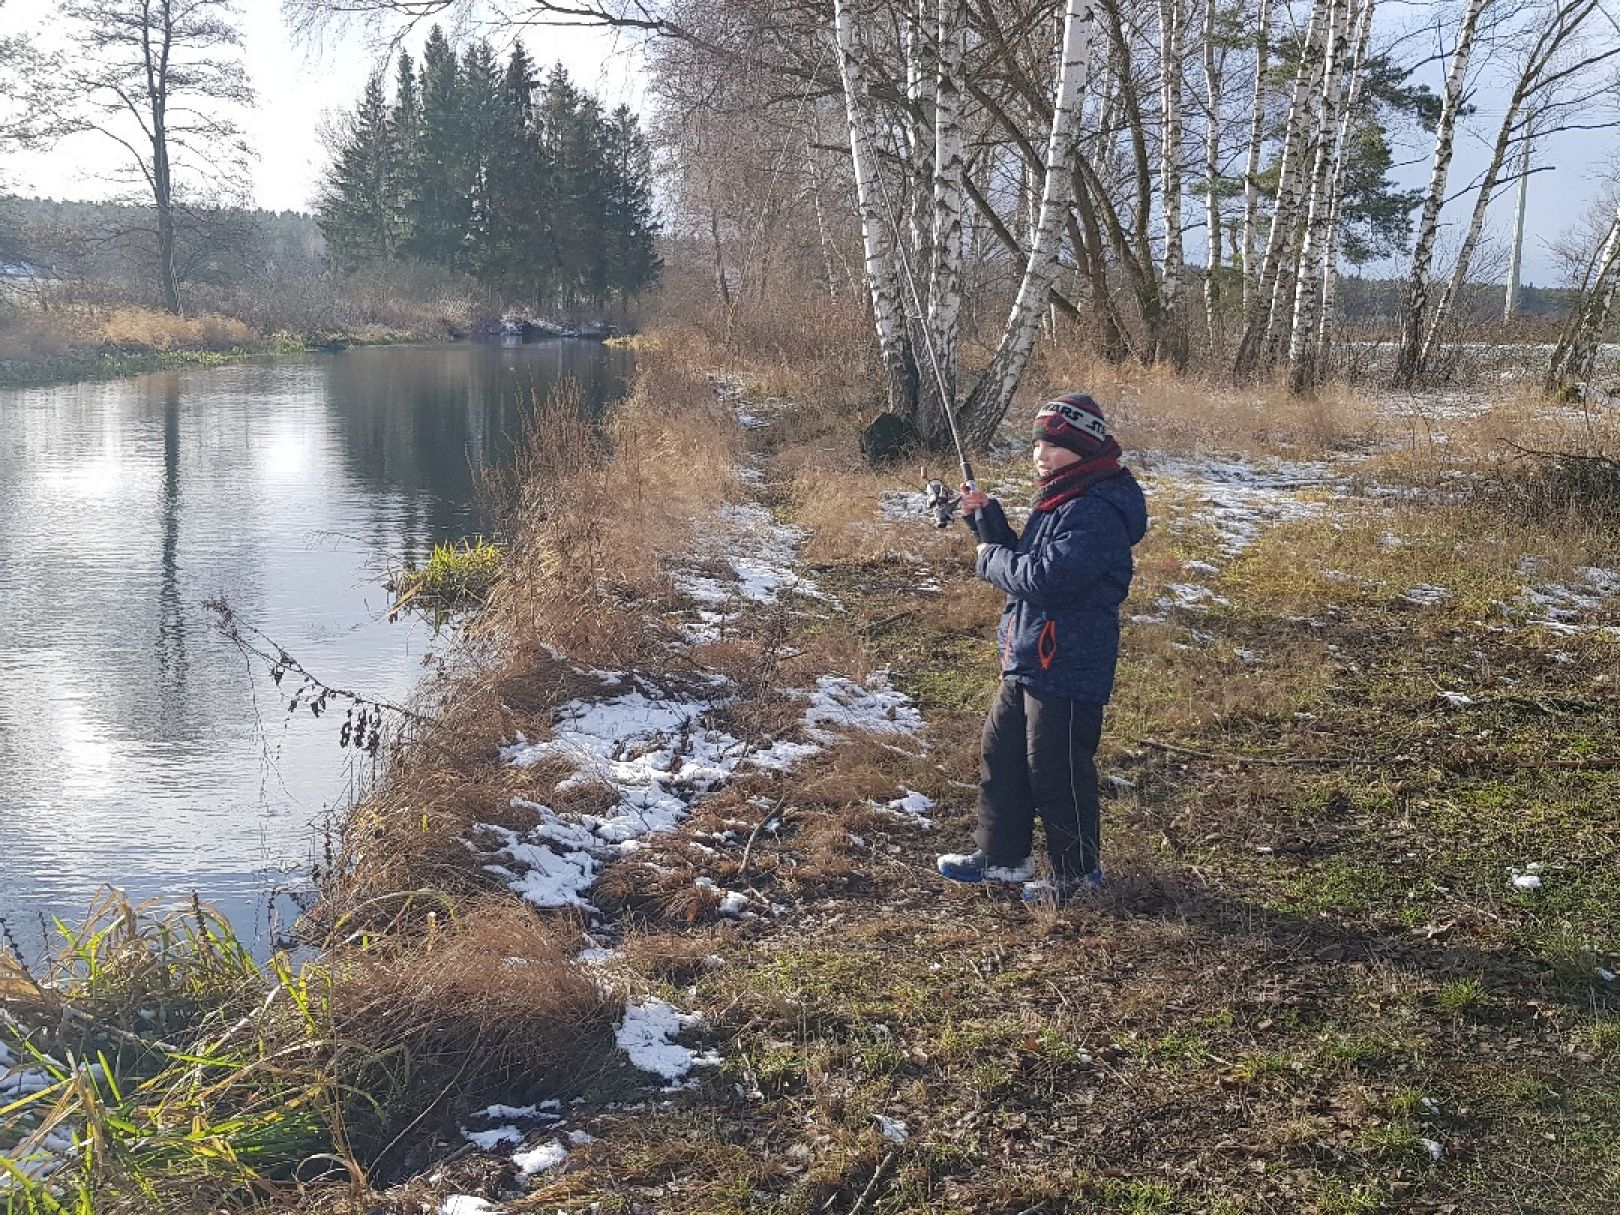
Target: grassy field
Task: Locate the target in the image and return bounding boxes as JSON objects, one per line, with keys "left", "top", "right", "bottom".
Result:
{"left": 2, "top": 320, "right": 1615, "bottom": 1213}
{"left": 504, "top": 332, "right": 1619, "bottom": 1214}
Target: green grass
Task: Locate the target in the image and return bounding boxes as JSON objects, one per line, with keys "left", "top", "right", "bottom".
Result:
{"left": 389, "top": 538, "right": 504, "bottom": 615}
{"left": 0, "top": 896, "right": 333, "bottom": 1213}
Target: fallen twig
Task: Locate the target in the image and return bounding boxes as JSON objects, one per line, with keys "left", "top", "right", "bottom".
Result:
{"left": 738, "top": 798, "right": 789, "bottom": 878}
{"left": 846, "top": 1149, "right": 899, "bottom": 1215}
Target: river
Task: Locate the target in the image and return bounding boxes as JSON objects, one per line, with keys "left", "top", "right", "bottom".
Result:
{"left": 0, "top": 340, "right": 632, "bottom": 962}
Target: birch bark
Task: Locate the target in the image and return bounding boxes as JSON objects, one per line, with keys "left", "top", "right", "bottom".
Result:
{"left": 1202, "top": 0, "right": 1222, "bottom": 347}
{"left": 1546, "top": 200, "right": 1620, "bottom": 393}
{"left": 961, "top": 0, "right": 1100, "bottom": 445}
{"left": 1159, "top": 0, "right": 1187, "bottom": 345}
{"left": 1234, "top": 0, "right": 1328, "bottom": 376}
{"left": 1240, "top": 0, "right": 1271, "bottom": 313}
{"left": 1419, "top": 0, "right": 1609, "bottom": 370}
{"left": 1286, "top": 0, "right": 1348, "bottom": 392}
{"left": 833, "top": 0, "right": 917, "bottom": 417}
{"left": 1315, "top": 0, "right": 1376, "bottom": 374}
{"left": 923, "top": 0, "right": 967, "bottom": 437}
{"left": 1393, "top": 0, "right": 1491, "bottom": 387}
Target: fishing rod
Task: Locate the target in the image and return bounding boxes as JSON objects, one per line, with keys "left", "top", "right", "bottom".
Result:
{"left": 869, "top": 155, "right": 984, "bottom": 540}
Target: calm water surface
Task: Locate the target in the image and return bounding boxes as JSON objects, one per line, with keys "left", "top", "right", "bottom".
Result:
{"left": 0, "top": 341, "right": 630, "bottom": 959}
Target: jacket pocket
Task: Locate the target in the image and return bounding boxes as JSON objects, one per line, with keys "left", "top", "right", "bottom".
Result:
{"left": 1037, "top": 619, "right": 1058, "bottom": 671}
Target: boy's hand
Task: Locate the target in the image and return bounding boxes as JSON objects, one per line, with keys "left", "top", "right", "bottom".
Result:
{"left": 960, "top": 486, "right": 990, "bottom": 513}
{"left": 976, "top": 543, "right": 992, "bottom": 557}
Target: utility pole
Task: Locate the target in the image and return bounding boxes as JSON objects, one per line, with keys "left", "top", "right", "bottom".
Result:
{"left": 1504, "top": 131, "right": 1532, "bottom": 324}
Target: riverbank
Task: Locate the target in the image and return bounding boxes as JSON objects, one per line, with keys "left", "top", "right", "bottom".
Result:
{"left": 3, "top": 328, "right": 1618, "bottom": 1212}
{"left": 0, "top": 319, "right": 446, "bottom": 389}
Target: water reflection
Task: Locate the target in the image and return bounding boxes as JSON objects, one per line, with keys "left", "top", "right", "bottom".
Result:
{"left": 0, "top": 340, "right": 630, "bottom": 961}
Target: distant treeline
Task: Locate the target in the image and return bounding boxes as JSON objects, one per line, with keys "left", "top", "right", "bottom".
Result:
{"left": 0, "top": 197, "right": 323, "bottom": 288}
{"left": 318, "top": 29, "right": 660, "bottom": 313}
{"left": 1335, "top": 276, "right": 1577, "bottom": 323}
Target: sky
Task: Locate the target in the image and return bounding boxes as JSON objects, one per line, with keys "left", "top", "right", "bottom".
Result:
{"left": 0, "top": 0, "right": 1614, "bottom": 286}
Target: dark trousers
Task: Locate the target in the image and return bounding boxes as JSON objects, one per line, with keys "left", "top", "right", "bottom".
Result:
{"left": 975, "top": 679, "right": 1104, "bottom": 878}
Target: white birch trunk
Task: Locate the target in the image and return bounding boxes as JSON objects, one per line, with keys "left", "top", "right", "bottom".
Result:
{"left": 906, "top": 0, "right": 937, "bottom": 270}
{"left": 1420, "top": 0, "right": 1602, "bottom": 366}
{"left": 924, "top": 0, "right": 966, "bottom": 432}
{"left": 1235, "top": 0, "right": 1327, "bottom": 374}
{"left": 1394, "top": 0, "right": 1491, "bottom": 385}
{"left": 962, "top": 0, "right": 1100, "bottom": 445}
{"left": 1240, "top": 0, "right": 1272, "bottom": 313}
{"left": 1202, "top": 0, "right": 1222, "bottom": 347}
{"left": 804, "top": 135, "right": 842, "bottom": 301}
{"left": 833, "top": 0, "right": 915, "bottom": 414}
{"left": 1286, "top": 0, "right": 1349, "bottom": 391}
{"left": 1316, "top": 0, "right": 1377, "bottom": 371}
{"left": 1159, "top": 0, "right": 1186, "bottom": 318}
{"left": 1547, "top": 199, "right": 1620, "bottom": 392}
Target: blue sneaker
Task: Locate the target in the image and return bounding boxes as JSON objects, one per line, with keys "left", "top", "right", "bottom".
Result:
{"left": 1022, "top": 868, "right": 1105, "bottom": 906}
{"left": 936, "top": 850, "right": 1036, "bottom": 884}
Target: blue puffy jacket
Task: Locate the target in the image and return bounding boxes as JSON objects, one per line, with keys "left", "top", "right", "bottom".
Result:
{"left": 973, "top": 471, "right": 1149, "bottom": 704}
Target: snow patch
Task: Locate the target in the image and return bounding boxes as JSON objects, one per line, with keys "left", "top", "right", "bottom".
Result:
{"left": 462, "top": 1125, "right": 522, "bottom": 1151}
{"left": 875, "top": 1115, "right": 910, "bottom": 1144}
{"left": 1135, "top": 454, "right": 1338, "bottom": 557}
{"left": 512, "top": 1139, "right": 569, "bottom": 1175}
{"left": 1400, "top": 584, "right": 1454, "bottom": 608}
{"left": 803, "top": 674, "right": 926, "bottom": 742}
{"left": 616, "top": 998, "right": 721, "bottom": 1083}
{"left": 441, "top": 1198, "right": 502, "bottom": 1215}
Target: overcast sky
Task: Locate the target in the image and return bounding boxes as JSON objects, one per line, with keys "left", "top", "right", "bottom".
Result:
{"left": 0, "top": 1, "right": 1614, "bottom": 287}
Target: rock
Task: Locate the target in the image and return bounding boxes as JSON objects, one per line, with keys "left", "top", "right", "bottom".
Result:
{"left": 860, "top": 411, "right": 916, "bottom": 466}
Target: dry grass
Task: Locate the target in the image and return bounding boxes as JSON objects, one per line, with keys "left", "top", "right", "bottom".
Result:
{"left": 480, "top": 353, "right": 744, "bottom": 669}
{"left": 1029, "top": 339, "right": 1387, "bottom": 460}
{"left": 0, "top": 304, "right": 259, "bottom": 359}
{"left": 331, "top": 899, "right": 618, "bottom": 1154}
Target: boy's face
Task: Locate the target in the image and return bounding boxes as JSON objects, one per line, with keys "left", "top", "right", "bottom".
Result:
{"left": 1033, "top": 440, "right": 1081, "bottom": 478}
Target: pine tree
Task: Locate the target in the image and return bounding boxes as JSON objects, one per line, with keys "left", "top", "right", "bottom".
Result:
{"left": 601, "top": 104, "right": 661, "bottom": 303}
{"left": 411, "top": 25, "right": 472, "bottom": 265}
{"left": 386, "top": 50, "right": 422, "bottom": 257}
{"left": 317, "top": 35, "right": 661, "bottom": 310}
{"left": 488, "top": 45, "right": 551, "bottom": 302}
{"left": 459, "top": 40, "right": 502, "bottom": 278}
{"left": 317, "top": 71, "right": 395, "bottom": 270}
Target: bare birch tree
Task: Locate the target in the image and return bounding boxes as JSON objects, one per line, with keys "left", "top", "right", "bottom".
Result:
{"left": 1546, "top": 198, "right": 1620, "bottom": 393}
{"left": 1393, "top": 0, "right": 1493, "bottom": 387}
{"left": 961, "top": 0, "right": 1100, "bottom": 445}
{"left": 1285, "top": 0, "right": 1349, "bottom": 392}
{"left": 1413, "top": 0, "right": 1620, "bottom": 376}
{"left": 1239, "top": 0, "right": 1271, "bottom": 313}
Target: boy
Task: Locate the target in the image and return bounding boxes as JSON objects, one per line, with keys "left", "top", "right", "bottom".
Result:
{"left": 936, "top": 393, "right": 1148, "bottom": 905}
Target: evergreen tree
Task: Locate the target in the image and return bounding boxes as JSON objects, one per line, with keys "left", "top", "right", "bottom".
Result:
{"left": 459, "top": 40, "right": 503, "bottom": 278}
{"left": 487, "top": 44, "right": 551, "bottom": 302}
{"left": 601, "top": 104, "right": 661, "bottom": 302}
{"left": 386, "top": 50, "right": 422, "bottom": 257}
{"left": 317, "top": 72, "right": 396, "bottom": 270}
{"left": 411, "top": 25, "right": 472, "bottom": 265}
{"left": 317, "top": 35, "right": 660, "bottom": 311}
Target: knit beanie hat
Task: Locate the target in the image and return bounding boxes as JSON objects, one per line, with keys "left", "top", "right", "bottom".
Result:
{"left": 1034, "top": 392, "right": 1115, "bottom": 458}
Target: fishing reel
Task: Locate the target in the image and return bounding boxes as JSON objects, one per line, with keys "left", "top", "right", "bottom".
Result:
{"left": 923, "top": 477, "right": 959, "bottom": 529}
{"left": 922, "top": 468, "right": 982, "bottom": 540}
